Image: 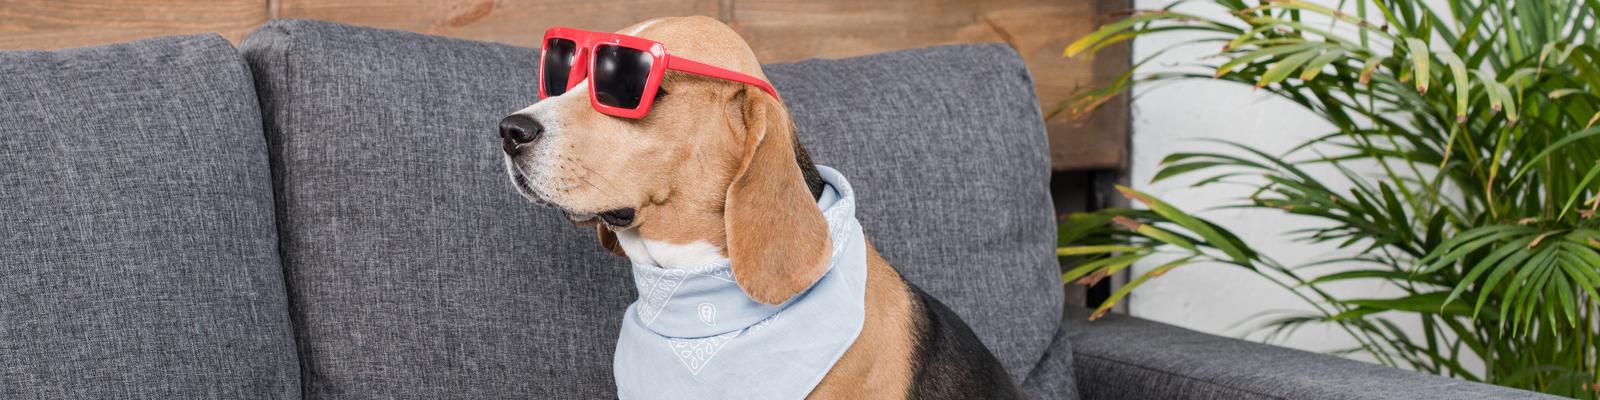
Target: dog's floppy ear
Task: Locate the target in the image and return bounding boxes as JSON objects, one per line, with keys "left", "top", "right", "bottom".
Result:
{"left": 724, "top": 87, "right": 832, "bottom": 305}
{"left": 596, "top": 225, "right": 626, "bottom": 257}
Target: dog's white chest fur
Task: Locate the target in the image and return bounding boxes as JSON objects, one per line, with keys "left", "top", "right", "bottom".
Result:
{"left": 614, "top": 229, "right": 728, "bottom": 269}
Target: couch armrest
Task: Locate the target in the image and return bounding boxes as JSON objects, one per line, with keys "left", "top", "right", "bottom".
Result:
{"left": 1064, "top": 307, "right": 1554, "bottom": 400}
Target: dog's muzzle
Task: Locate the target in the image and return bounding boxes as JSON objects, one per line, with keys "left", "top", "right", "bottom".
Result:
{"left": 505, "top": 167, "right": 553, "bottom": 207}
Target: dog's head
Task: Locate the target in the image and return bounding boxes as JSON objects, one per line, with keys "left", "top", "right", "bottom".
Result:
{"left": 500, "top": 16, "right": 828, "bottom": 304}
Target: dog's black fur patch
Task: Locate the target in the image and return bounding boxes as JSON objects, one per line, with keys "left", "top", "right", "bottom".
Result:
{"left": 906, "top": 283, "right": 1024, "bottom": 399}
{"left": 793, "top": 136, "right": 826, "bottom": 200}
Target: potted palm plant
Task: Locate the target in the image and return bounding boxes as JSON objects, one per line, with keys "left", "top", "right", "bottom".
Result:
{"left": 1059, "top": 0, "right": 1600, "bottom": 397}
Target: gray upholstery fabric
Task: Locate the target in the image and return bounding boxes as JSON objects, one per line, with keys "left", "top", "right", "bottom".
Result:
{"left": 243, "top": 21, "right": 631, "bottom": 400}
{"left": 242, "top": 19, "right": 1065, "bottom": 399}
{"left": 1021, "top": 311, "right": 1081, "bottom": 400}
{"left": 1064, "top": 307, "right": 1556, "bottom": 400}
{"left": 0, "top": 35, "right": 300, "bottom": 399}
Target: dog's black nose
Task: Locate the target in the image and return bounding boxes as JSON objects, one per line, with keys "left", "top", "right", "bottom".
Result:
{"left": 499, "top": 114, "right": 544, "bottom": 154}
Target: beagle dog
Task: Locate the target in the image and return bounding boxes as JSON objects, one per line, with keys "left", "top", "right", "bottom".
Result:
{"left": 499, "top": 16, "right": 1021, "bottom": 399}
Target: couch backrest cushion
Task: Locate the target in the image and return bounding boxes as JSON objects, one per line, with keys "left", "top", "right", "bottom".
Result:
{"left": 768, "top": 44, "right": 1064, "bottom": 379}
{"left": 242, "top": 19, "right": 1062, "bottom": 399}
{"left": 0, "top": 35, "right": 300, "bottom": 399}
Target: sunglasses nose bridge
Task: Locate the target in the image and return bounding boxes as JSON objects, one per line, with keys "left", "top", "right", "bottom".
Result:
{"left": 565, "top": 47, "right": 590, "bottom": 92}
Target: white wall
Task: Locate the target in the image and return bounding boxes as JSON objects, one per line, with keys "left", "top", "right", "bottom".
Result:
{"left": 1126, "top": 0, "right": 1417, "bottom": 361}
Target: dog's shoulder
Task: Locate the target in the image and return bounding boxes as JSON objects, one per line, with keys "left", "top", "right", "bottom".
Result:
{"left": 905, "top": 282, "right": 1024, "bottom": 399}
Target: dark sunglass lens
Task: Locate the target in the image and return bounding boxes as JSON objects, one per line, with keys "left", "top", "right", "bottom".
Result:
{"left": 592, "top": 44, "right": 654, "bottom": 109}
{"left": 542, "top": 38, "right": 578, "bottom": 97}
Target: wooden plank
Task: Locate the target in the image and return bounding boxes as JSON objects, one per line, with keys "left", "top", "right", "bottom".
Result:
{"left": 0, "top": 0, "right": 1127, "bottom": 170}
{"left": 273, "top": 0, "right": 722, "bottom": 48}
{"left": 275, "top": 0, "right": 1127, "bottom": 169}
{"left": 981, "top": 2, "right": 1129, "bottom": 171}
{"left": 729, "top": 0, "right": 1129, "bottom": 170}
{"left": 0, "top": 0, "right": 267, "bottom": 49}
{"left": 729, "top": 1, "right": 1008, "bottom": 62}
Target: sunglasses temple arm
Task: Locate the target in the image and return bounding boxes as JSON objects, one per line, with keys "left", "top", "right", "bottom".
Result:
{"left": 665, "top": 55, "right": 781, "bottom": 102}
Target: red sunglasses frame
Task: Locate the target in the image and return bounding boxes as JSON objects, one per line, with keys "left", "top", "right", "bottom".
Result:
{"left": 538, "top": 27, "right": 781, "bottom": 119}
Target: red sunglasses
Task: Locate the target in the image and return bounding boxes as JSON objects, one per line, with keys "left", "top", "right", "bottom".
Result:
{"left": 537, "top": 27, "right": 780, "bottom": 119}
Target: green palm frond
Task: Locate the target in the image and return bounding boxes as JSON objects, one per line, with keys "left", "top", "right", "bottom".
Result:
{"left": 1058, "top": 0, "right": 1600, "bottom": 397}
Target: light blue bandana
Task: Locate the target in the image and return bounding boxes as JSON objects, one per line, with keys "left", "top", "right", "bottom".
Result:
{"left": 614, "top": 165, "right": 867, "bottom": 400}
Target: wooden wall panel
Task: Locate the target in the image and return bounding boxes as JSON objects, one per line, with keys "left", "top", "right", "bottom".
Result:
{"left": 0, "top": 0, "right": 266, "bottom": 49}
{"left": 987, "top": 2, "right": 1129, "bottom": 170}
{"left": 273, "top": 0, "right": 722, "bottom": 47}
{"left": 729, "top": 0, "right": 1128, "bottom": 170}
{"left": 0, "top": 0, "right": 1128, "bottom": 170}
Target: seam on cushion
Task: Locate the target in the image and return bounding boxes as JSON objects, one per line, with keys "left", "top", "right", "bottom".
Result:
{"left": 1077, "top": 353, "right": 1287, "bottom": 400}
{"left": 247, "top": 21, "right": 310, "bottom": 400}
{"left": 223, "top": 29, "right": 310, "bottom": 400}
{"left": 280, "top": 24, "right": 307, "bottom": 400}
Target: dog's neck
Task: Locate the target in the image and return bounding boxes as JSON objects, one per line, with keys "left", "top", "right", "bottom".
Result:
{"left": 614, "top": 228, "right": 727, "bottom": 269}
{"left": 612, "top": 188, "right": 731, "bottom": 269}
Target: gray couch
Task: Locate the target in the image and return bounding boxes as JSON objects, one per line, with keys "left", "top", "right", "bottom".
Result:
{"left": 0, "top": 19, "right": 1548, "bottom": 400}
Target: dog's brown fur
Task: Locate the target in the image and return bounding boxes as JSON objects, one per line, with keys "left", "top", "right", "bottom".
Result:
{"left": 722, "top": 85, "right": 834, "bottom": 304}
{"left": 503, "top": 16, "right": 919, "bottom": 398}
{"left": 810, "top": 241, "right": 918, "bottom": 399}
